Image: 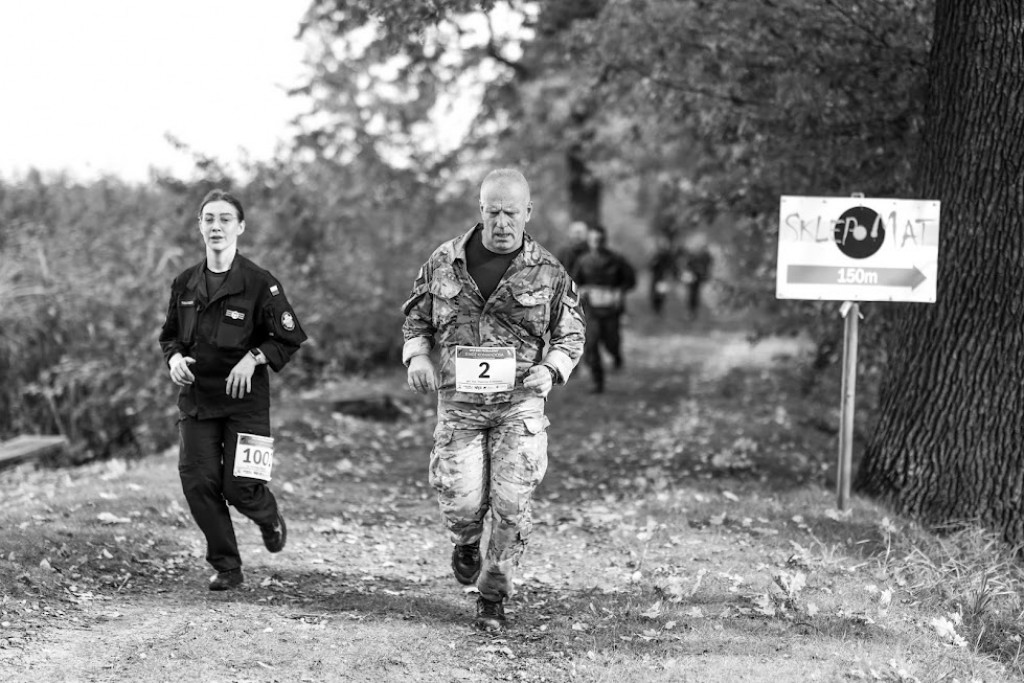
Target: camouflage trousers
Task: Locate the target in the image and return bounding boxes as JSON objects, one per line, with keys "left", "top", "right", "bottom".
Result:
{"left": 429, "top": 396, "right": 549, "bottom": 602}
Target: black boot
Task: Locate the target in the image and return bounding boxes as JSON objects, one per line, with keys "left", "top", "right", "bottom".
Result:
{"left": 451, "top": 541, "right": 481, "bottom": 585}
{"left": 260, "top": 513, "right": 287, "bottom": 553}
{"left": 474, "top": 596, "right": 506, "bottom": 631}
{"left": 209, "top": 567, "right": 244, "bottom": 591}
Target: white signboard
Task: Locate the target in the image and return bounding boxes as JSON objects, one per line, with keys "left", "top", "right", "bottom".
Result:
{"left": 776, "top": 196, "right": 940, "bottom": 303}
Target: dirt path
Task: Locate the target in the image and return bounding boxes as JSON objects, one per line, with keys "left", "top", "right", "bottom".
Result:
{"left": 1, "top": 316, "right": 1013, "bottom": 682}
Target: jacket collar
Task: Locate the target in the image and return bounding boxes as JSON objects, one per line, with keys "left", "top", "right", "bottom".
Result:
{"left": 185, "top": 253, "right": 247, "bottom": 303}
{"left": 448, "top": 224, "right": 544, "bottom": 266}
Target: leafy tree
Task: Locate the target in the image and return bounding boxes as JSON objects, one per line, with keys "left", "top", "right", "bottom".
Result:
{"left": 296, "top": 0, "right": 932, "bottom": 331}
{"left": 855, "top": 1, "right": 1024, "bottom": 544}
{"left": 297, "top": 0, "right": 610, "bottom": 238}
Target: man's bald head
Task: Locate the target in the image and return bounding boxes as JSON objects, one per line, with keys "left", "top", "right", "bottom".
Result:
{"left": 480, "top": 168, "right": 531, "bottom": 203}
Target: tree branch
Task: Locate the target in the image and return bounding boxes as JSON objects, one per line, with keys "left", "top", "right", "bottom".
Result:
{"left": 484, "top": 11, "right": 530, "bottom": 79}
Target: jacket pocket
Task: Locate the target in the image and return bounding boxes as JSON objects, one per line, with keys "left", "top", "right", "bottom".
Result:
{"left": 511, "top": 286, "right": 553, "bottom": 337}
{"left": 430, "top": 276, "right": 462, "bottom": 328}
{"left": 215, "top": 298, "right": 254, "bottom": 349}
{"left": 522, "top": 415, "right": 550, "bottom": 435}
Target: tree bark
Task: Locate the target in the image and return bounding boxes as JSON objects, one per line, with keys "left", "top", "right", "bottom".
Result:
{"left": 856, "top": 1, "right": 1024, "bottom": 542}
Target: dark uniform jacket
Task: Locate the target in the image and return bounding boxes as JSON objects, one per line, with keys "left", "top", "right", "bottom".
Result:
{"left": 570, "top": 248, "right": 637, "bottom": 313}
{"left": 555, "top": 242, "right": 587, "bottom": 274}
{"left": 159, "top": 254, "right": 307, "bottom": 419}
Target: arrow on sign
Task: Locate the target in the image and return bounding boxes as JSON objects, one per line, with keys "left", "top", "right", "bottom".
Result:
{"left": 787, "top": 265, "right": 927, "bottom": 289}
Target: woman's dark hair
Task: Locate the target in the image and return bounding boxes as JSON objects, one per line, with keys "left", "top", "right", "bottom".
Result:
{"left": 198, "top": 189, "right": 245, "bottom": 221}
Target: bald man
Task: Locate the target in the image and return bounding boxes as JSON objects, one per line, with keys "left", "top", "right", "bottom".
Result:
{"left": 402, "top": 168, "right": 586, "bottom": 631}
{"left": 556, "top": 220, "right": 589, "bottom": 273}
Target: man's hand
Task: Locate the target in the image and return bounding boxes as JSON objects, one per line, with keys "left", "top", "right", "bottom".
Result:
{"left": 226, "top": 354, "right": 257, "bottom": 399}
{"left": 523, "top": 364, "right": 554, "bottom": 397}
{"left": 168, "top": 353, "right": 196, "bottom": 387}
{"left": 407, "top": 355, "right": 438, "bottom": 394}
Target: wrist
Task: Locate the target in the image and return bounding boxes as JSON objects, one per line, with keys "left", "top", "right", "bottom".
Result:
{"left": 249, "top": 348, "right": 266, "bottom": 365}
{"left": 542, "top": 364, "right": 558, "bottom": 383}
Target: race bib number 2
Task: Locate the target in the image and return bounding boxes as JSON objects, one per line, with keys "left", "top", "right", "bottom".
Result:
{"left": 233, "top": 433, "right": 274, "bottom": 481}
{"left": 455, "top": 346, "right": 516, "bottom": 393}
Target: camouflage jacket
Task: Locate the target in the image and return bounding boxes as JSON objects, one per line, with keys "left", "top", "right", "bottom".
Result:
{"left": 401, "top": 225, "right": 586, "bottom": 404}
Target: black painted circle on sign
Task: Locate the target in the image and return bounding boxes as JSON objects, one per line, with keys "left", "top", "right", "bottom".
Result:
{"left": 833, "top": 206, "right": 885, "bottom": 259}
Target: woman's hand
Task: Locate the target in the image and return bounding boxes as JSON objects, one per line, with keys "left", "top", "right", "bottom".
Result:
{"left": 226, "top": 354, "right": 257, "bottom": 398}
{"left": 169, "top": 354, "right": 196, "bottom": 387}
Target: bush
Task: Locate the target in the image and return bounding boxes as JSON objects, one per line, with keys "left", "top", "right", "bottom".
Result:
{"left": 0, "top": 160, "right": 471, "bottom": 462}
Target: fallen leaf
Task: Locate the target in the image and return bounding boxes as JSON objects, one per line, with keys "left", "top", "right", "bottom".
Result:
{"left": 930, "top": 616, "right": 966, "bottom": 647}
{"left": 97, "top": 512, "right": 131, "bottom": 525}
{"left": 640, "top": 601, "right": 663, "bottom": 619}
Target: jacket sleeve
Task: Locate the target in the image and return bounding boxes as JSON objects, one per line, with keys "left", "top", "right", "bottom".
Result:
{"left": 400, "top": 262, "right": 436, "bottom": 365}
{"left": 158, "top": 281, "right": 184, "bottom": 366}
{"left": 568, "top": 257, "right": 584, "bottom": 285}
{"left": 542, "top": 271, "right": 586, "bottom": 384}
{"left": 255, "top": 278, "right": 307, "bottom": 372}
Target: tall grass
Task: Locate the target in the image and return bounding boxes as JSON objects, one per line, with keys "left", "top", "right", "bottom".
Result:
{"left": 0, "top": 165, "right": 470, "bottom": 462}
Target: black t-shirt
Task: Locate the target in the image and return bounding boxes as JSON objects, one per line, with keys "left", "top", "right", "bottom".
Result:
{"left": 465, "top": 227, "right": 522, "bottom": 300}
{"left": 205, "top": 267, "right": 228, "bottom": 298}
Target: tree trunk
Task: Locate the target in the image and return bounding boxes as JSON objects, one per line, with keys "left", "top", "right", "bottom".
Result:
{"left": 567, "top": 143, "right": 601, "bottom": 227}
{"left": 855, "top": 1, "right": 1024, "bottom": 542}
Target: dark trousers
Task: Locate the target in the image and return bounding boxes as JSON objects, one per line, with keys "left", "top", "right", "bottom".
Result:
{"left": 686, "top": 280, "right": 705, "bottom": 316}
{"left": 650, "top": 283, "right": 667, "bottom": 314}
{"left": 178, "top": 410, "right": 279, "bottom": 572}
{"left": 584, "top": 308, "right": 622, "bottom": 390}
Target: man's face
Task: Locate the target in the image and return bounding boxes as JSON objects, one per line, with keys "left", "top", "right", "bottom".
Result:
{"left": 479, "top": 181, "right": 531, "bottom": 254}
{"left": 569, "top": 221, "right": 588, "bottom": 245}
{"left": 199, "top": 200, "right": 245, "bottom": 253}
{"left": 586, "top": 229, "right": 604, "bottom": 251}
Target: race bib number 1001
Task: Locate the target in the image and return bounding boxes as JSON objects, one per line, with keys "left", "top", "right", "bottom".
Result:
{"left": 233, "top": 433, "right": 275, "bottom": 481}
{"left": 455, "top": 346, "right": 516, "bottom": 393}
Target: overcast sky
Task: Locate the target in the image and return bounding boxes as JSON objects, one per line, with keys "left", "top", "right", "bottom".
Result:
{"left": 0, "top": 0, "right": 311, "bottom": 182}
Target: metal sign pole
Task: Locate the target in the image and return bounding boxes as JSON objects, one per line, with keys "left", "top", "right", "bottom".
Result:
{"left": 837, "top": 300, "right": 859, "bottom": 510}
{"left": 775, "top": 192, "right": 940, "bottom": 508}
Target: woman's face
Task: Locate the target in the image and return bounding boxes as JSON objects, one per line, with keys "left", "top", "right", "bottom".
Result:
{"left": 198, "top": 199, "right": 245, "bottom": 253}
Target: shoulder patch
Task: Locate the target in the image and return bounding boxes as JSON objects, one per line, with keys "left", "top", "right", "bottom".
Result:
{"left": 281, "top": 311, "right": 295, "bottom": 331}
{"left": 564, "top": 279, "right": 580, "bottom": 307}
